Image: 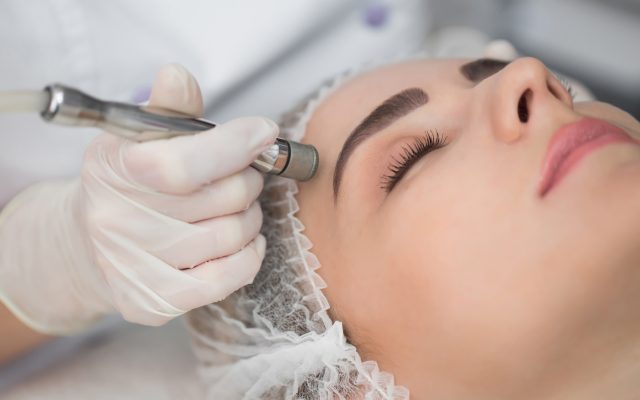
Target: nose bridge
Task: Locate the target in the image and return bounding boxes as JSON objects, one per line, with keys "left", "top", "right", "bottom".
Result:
{"left": 484, "top": 57, "right": 554, "bottom": 143}
{"left": 505, "top": 57, "right": 550, "bottom": 91}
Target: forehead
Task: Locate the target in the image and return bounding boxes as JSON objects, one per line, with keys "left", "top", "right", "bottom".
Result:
{"left": 300, "top": 58, "right": 466, "bottom": 183}
{"left": 304, "top": 58, "right": 465, "bottom": 145}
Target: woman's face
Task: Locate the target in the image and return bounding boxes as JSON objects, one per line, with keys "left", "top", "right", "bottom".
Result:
{"left": 296, "top": 58, "right": 640, "bottom": 398}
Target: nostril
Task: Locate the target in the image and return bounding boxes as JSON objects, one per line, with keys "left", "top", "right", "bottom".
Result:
{"left": 518, "top": 89, "right": 532, "bottom": 123}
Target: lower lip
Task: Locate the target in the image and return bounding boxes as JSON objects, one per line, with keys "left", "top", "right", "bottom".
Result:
{"left": 540, "top": 118, "right": 638, "bottom": 196}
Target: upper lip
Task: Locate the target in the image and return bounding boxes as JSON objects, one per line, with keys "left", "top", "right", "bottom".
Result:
{"left": 538, "top": 117, "right": 638, "bottom": 196}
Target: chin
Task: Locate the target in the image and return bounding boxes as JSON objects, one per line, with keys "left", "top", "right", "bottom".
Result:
{"left": 549, "top": 158, "right": 640, "bottom": 258}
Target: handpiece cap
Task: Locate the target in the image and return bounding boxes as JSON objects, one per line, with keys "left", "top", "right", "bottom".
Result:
{"left": 280, "top": 141, "right": 319, "bottom": 181}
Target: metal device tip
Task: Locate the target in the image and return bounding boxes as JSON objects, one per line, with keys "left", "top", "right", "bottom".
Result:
{"left": 280, "top": 141, "right": 319, "bottom": 181}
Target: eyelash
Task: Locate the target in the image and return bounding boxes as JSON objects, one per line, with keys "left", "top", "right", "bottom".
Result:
{"left": 558, "top": 77, "right": 576, "bottom": 100}
{"left": 380, "top": 129, "right": 448, "bottom": 193}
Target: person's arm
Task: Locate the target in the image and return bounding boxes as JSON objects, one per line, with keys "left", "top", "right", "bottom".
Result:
{"left": 0, "top": 303, "right": 49, "bottom": 366}
{"left": 0, "top": 64, "right": 274, "bottom": 334}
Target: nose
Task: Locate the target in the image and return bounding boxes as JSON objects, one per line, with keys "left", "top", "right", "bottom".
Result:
{"left": 485, "top": 57, "right": 574, "bottom": 143}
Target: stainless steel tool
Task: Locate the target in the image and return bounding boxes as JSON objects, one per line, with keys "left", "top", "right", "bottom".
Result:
{"left": 39, "top": 84, "right": 319, "bottom": 181}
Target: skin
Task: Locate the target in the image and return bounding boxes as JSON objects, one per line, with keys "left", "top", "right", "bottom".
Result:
{"left": 296, "top": 57, "right": 640, "bottom": 399}
{"left": 0, "top": 304, "right": 49, "bottom": 366}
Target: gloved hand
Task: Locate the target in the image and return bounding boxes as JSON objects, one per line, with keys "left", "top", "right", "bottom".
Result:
{"left": 0, "top": 64, "right": 278, "bottom": 334}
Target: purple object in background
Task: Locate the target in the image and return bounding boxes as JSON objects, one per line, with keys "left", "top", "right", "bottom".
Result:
{"left": 363, "top": 3, "right": 389, "bottom": 28}
{"left": 131, "top": 86, "right": 151, "bottom": 104}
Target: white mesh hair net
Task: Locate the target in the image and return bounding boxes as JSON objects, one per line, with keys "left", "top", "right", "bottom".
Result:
{"left": 186, "top": 62, "right": 410, "bottom": 399}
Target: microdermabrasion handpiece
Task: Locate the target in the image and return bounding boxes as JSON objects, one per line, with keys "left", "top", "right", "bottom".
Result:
{"left": 39, "top": 84, "right": 319, "bottom": 181}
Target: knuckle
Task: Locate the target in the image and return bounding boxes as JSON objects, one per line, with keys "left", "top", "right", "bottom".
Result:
{"left": 124, "top": 143, "right": 190, "bottom": 192}
{"left": 215, "top": 209, "right": 261, "bottom": 252}
{"left": 207, "top": 218, "right": 240, "bottom": 253}
{"left": 225, "top": 169, "right": 263, "bottom": 210}
{"left": 250, "top": 202, "right": 264, "bottom": 227}
{"left": 243, "top": 244, "right": 264, "bottom": 285}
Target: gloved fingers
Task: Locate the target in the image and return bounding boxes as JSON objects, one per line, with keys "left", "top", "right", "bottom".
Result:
{"left": 86, "top": 64, "right": 203, "bottom": 172}
{"left": 153, "top": 201, "right": 263, "bottom": 269}
{"left": 120, "top": 167, "right": 264, "bottom": 223}
{"left": 182, "top": 234, "right": 266, "bottom": 304}
{"left": 121, "top": 116, "right": 279, "bottom": 195}
{"left": 147, "top": 63, "right": 204, "bottom": 117}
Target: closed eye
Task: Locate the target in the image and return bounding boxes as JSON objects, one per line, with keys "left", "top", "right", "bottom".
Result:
{"left": 380, "top": 130, "right": 448, "bottom": 192}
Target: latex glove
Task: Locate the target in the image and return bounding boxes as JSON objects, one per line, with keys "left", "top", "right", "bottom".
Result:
{"left": 0, "top": 64, "right": 278, "bottom": 334}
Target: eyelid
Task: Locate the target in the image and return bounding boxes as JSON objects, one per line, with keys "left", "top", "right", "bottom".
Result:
{"left": 380, "top": 130, "right": 448, "bottom": 193}
{"left": 558, "top": 77, "right": 576, "bottom": 99}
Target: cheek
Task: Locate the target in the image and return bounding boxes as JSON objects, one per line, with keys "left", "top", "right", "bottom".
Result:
{"left": 379, "top": 165, "right": 640, "bottom": 367}
{"left": 575, "top": 101, "right": 640, "bottom": 137}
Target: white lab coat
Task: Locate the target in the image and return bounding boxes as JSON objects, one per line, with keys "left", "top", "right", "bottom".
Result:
{"left": 0, "top": 1, "right": 430, "bottom": 397}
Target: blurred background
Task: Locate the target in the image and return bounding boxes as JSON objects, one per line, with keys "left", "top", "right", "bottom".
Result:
{"left": 428, "top": 0, "right": 640, "bottom": 118}
{"left": 196, "top": 0, "right": 640, "bottom": 122}
{"left": 179, "top": 0, "right": 640, "bottom": 122}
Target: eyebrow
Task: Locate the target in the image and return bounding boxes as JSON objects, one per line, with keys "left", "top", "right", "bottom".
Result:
{"left": 460, "top": 58, "right": 509, "bottom": 83}
{"left": 332, "top": 87, "right": 428, "bottom": 198}
{"left": 331, "top": 58, "right": 510, "bottom": 200}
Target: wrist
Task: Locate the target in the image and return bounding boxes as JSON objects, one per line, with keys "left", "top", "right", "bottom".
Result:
{"left": 0, "top": 179, "right": 112, "bottom": 334}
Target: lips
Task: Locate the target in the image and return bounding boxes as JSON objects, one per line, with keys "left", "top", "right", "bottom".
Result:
{"left": 539, "top": 117, "right": 638, "bottom": 196}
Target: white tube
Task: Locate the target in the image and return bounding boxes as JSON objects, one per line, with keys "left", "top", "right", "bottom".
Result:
{"left": 0, "top": 90, "right": 48, "bottom": 113}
